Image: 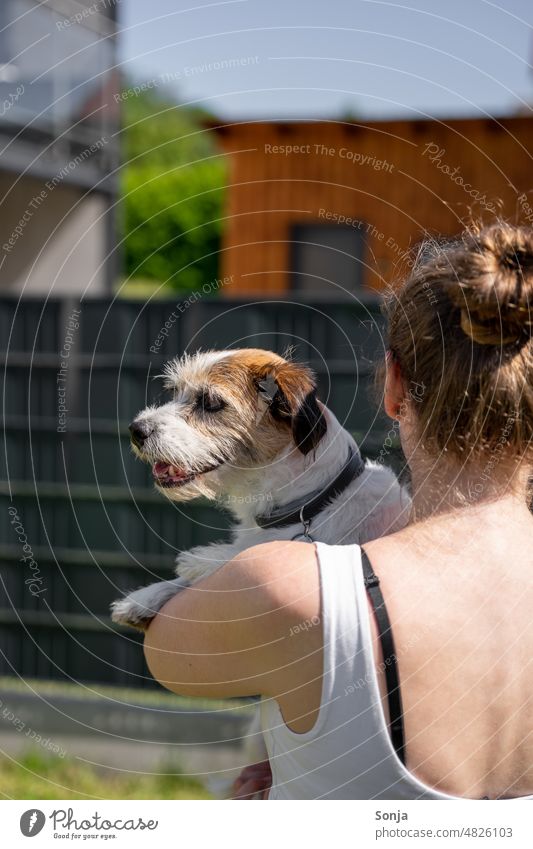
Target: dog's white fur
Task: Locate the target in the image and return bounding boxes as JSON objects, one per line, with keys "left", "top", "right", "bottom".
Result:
{"left": 111, "top": 348, "right": 410, "bottom": 629}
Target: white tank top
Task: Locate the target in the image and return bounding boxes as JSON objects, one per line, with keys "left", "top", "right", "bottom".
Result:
{"left": 260, "top": 541, "right": 532, "bottom": 800}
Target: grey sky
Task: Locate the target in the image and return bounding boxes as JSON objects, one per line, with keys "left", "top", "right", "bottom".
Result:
{"left": 119, "top": 0, "right": 532, "bottom": 120}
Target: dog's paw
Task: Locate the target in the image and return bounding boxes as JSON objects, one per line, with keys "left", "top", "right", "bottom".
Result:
{"left": 111, "top": 578, "right": 189, "bottom": 631}
{"left": 110, "top": 596, "right": 154, "bottom": 631}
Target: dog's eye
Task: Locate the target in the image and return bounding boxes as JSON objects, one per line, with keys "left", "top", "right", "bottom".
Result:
{"left": 196, "top": 392, "right": 226, "bottom": 413}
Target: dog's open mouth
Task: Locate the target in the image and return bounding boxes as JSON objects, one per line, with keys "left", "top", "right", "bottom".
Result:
{"left": 152, "top": 462, "right": 194, "bottom": 488}
{"left": 152, "top": 460, "right": 222, "bottom": 488}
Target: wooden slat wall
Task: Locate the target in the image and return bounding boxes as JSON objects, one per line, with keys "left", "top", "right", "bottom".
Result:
{"left": 213, "top": 118, "right": 533, "bottom": 296}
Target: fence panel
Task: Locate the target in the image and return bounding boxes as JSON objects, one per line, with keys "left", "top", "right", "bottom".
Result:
{"left": 0, "top": 294, "right": 390, "bottom": 688}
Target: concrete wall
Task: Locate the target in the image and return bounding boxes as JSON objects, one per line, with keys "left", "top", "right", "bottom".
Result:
{"left": 0, "top": 683, "right": 254, "bottom": 790}
{"left": 0, "top": 172, "right": 112, "bottom": 297}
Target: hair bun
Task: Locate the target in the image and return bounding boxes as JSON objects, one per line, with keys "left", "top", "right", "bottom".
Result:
{"left": 447, "top": 223, "right": 533, "bottom": 346}
{"left": 500, "top": 247, "right": 533, "bottom": 273}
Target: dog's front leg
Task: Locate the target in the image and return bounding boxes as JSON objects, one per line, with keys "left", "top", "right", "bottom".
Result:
{"left": 111, "top": 576, "right": 189, "bottom": 631}
{"left": 111, "top": 541, "right": 244, "bottom": 631}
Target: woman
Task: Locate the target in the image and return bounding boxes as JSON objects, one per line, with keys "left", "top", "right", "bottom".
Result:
{"left": 144, "top": 222, "right": 533, "bottom": 800}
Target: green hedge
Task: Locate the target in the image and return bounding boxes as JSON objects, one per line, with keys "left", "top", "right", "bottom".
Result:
{"left": 124, "top": 159, "right": 225, "bottom": 290}
{"left": 121, "top": 87, "right": 226, "bottom": 292}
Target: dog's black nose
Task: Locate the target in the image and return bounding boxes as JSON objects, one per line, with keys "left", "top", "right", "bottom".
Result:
{"left": 129, "top": 420, "right": 153, "bottom": 449}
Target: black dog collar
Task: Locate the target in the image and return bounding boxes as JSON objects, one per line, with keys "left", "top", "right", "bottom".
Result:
{"left": 255, "top": 446, "right": 365, "bottom": 535}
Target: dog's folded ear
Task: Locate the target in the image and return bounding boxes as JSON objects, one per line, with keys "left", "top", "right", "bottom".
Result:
{"left": 256, "top": 361, "right": 327, "bottom": 455}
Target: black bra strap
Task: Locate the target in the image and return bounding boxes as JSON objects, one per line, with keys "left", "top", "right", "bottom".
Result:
{"left": 361, "top": 548, "right": 406, "bottom": 764}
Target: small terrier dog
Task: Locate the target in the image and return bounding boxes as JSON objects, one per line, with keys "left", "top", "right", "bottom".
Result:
{"left": 111, "top": 348, "right": 409, "bottom": 629}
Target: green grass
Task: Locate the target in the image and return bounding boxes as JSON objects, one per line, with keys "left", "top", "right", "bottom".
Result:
{"left": 0, "top": 750, "right": 211, "bottom": 800}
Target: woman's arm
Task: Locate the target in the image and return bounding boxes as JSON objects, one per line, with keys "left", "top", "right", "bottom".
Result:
{"left": 143, "top": 540, "right": 321, "bottom": 702}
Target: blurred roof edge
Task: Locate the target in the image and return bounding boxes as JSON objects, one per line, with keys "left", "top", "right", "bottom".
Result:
{"left": 205, "top": 113, "right": 533, "bottom": 134}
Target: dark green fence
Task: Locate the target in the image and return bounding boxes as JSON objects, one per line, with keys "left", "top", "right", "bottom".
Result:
{"left": 0, "top": 294, "right": 388, "bottom": 689}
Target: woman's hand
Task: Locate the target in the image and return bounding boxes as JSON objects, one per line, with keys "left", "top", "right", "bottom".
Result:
{"left": 232, "top": 760, "right": 272, "bottom": 799}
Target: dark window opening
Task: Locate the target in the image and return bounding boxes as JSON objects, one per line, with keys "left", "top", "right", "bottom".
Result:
{"left": 291, "top": 222, "right": 366, "bottom": 296}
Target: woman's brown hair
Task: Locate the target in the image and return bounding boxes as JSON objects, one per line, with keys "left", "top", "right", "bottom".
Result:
{"left": 383, "top": 221, "right": 533, "bottom": 461}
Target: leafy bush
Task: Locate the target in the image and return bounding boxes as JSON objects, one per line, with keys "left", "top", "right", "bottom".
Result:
{"left": 121, "top": 87, "right": 226, "bottom": 292}
{"left": 124, "top": 160, "right": 225, "bottom": 290}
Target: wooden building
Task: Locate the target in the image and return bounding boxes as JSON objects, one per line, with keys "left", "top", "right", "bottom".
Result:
{"left": 212, "top": 117, "right": 533, "bottom": 298}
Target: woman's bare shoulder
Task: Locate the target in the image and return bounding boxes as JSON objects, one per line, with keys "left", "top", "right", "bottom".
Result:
{"left": 224, "top": 540, "right": 319, "bottom": 610}
{"left": 229, "top": 539, "right": 317, "bottom": 569}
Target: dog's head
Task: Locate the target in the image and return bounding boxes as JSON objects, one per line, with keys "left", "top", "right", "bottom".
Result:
{"left": 129, "top": 349, "right": 327, "bottom": 501}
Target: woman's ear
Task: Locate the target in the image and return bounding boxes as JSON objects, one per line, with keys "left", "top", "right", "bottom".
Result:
{"left": 384, "top": 354, "right": 406, "bottom": 421}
